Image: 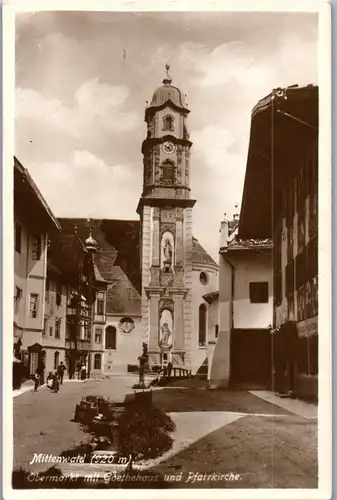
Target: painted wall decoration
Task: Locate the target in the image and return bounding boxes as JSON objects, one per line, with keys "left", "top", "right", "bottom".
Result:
{"left": 159, "top": 309, "right": 173, "bottom": 348}
{"left": 119, "top": 317, "right": 135, "bottom": 334}
{"left": 161, "top": 231, "right": 174, "bottom": 272}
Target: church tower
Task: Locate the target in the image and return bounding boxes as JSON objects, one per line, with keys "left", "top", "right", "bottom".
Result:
{"left": 137, "top": 65, "right": 195, "bottom": 367}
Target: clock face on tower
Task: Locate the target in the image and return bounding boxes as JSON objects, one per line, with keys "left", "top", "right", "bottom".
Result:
{"left": 162, "top": 141, "right": 176, "bottom": 155}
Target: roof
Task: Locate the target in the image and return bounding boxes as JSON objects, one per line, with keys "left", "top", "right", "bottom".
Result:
{"left": 238, "top": 84, "right": 318, "bottom": 240}
{"left": 14, "top": 157, "right": 61, "bottom": 232}
{"left": 223, "top": 237, "right": 273, "bottom": 252}
{"left": 55, "top": 218, "right": 217, "bottom": 313}
{"left": 150, "top": 83, "right": 187, "bottom": 109}
{"left": 58, "top": 218, "right": 141, "bottom": 294}
{"left": 192, "top": 238, "right": 218, "bottom": 268}
{"left": 203, "top": 291, "right": 219, "bottom": 304}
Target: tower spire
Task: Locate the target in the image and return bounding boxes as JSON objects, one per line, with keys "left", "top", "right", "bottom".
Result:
{"left": 163, "top": 64, "right": 172, "bottom": 85}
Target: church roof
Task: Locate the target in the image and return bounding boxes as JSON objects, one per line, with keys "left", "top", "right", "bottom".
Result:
{"left": 148, "top": 66, "right": 188, "bottom": 112}
{"left": 192, "top": 238, "right": 218, "bottom": 268}
{"left": 57, "top": 218, "right": 217, "bottom": 314}
{"left": 150, "top": 83, "right": 187, "bottom": 109}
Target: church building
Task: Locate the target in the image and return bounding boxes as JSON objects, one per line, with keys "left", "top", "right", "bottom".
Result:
{"left": 56, "top": 67, "right": 218, "bottom": 375}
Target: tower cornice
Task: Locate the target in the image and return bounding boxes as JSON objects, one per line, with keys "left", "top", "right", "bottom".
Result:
{"left": 137, "top": 197, "right": 196, "bottom": 215}
{"left": 145, "top": 99, "right": 190, "bottom": 120}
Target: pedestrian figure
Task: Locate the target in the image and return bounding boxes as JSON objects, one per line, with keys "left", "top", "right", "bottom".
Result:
{"left": 167, "top": 361, "right": 173, "bottom": 379}
{"left": 33, "top": 369, "right": 40, "bottom": 392}
{"left": 80, "top": 364, "right": 86, "bottom": 380}
{"left": 52, "top": 372, "right": 60, "bottom": 392}
{"left": 46, "top": 371, "right": 54, "bottom": 389}
{"left": 57, "top": 361, "right": 66, "bottom": 385}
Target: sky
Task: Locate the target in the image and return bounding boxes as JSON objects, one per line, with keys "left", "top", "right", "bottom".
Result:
{"left": 15, "top": 10, "right": 318, "bottom": 260}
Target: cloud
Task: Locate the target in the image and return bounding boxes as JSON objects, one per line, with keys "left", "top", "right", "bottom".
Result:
{"left": 16, "top": 78, "right": 141, "bottom": 140}
{"left": 26, "top": 150, "right": 142, "bottom": 219}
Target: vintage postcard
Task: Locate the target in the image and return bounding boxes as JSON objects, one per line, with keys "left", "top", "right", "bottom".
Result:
{"left": 2, "top": 0, "right": 331, "bottom": 499}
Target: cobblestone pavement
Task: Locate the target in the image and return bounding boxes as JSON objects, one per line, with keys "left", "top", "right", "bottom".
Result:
{"left": 13, "top": 376, "right": 136, "bottom": 473}
{"left": 13, "top": 377, "right": 318, "bottom": 488}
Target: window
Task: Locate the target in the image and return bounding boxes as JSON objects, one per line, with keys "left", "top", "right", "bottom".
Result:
{"left": 105, "top": 326, "right": 117, "bottom": 350}
{"left": 95, "top": 328, "right": 103, "bottom": 343}
{"left": 161, "top": 160, "right": 175, "bottom": 183}
{"left": 200, "top": 271, "right": 208, "bottom": 286}
{"left": 94, "top": 353, "right": 102, "bottom": 370}
{"left": 31, "top": 235, "right": 41, "bottom": 260}
{"left": 54, "top": 351, "right": 59, "bottom": 370}
{"left": 198, "top": 304, "right": 207, "bottom": 346}
{"left": 56, "top": 282, "right": 62, "bottom": 306}
{"left": 84, "top": 324, "right": 90, "bottom": 341}
{"left": 96, "top": 298, "right": 105, "bottom": 316}
{"left": 215, "top": 324, "right": 219, "bottom": 338}
{"left": 249, "top": 282, "right": 269, "bottom": 303}
{"left": 163, "top": 114, "right": 174, "bottom": 131}
{"left": 49, "top": 326, "right": 53, "bottom": 337}
{"left": 29, "top": 294, "right": 38, "bottom": 318}
{"left": 55, "top": 318, "right": 61, "bottom": 339}
{"left": 15, "top": 223, "right": 22, "bottom": 253}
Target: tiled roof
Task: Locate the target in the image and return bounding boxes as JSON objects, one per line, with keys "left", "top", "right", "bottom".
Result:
{"left": 226, "top": 237, "right": 273, "bottom": 251}
{"left": 192, "top": 238, "right": 218, "bottom": 267}
{"left": 56, "top": 218, "right": 217, "bottom": 314}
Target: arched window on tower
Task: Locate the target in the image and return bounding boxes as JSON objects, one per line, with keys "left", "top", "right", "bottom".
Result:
{"left": 161, "top": 160, "right": 175, "bottom": 184}
{"left": 163, "top": 114, "right": 174, "bottom": 131}
{"left": 198, "top": 304, "right": 207, "bottom": 347}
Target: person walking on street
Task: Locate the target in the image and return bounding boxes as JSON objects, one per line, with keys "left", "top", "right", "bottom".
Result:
{"left": 57, "top": 361, "right": 66, "bottom": 385}
{"left": 33, "top": 370, "right": 40, "bottom": 392}
{"left": 80, "top": 364, "right": 86, "bottom": 380}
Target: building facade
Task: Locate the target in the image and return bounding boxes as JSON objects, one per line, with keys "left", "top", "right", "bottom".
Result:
{"left": 238, "top": 85, "right": 318, "bottom": 401}
{"left": 13, "top": 157, "right": 61, "bottom": 381}
{"left": 207, "top": 214, "right": 273, "bottom": 388}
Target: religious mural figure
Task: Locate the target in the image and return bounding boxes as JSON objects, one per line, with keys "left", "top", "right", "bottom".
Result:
{"left": 159, "top": 309, "right": 173, "bottom": 348}
{"left": 159, "top": 322, "right": 173, "bottom": 348}
{"left": 162, "top": 238, "right": 173, "bottom": 272}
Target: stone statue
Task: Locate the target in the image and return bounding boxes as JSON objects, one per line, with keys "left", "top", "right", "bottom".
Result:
{"left": 163, "top": 238, "right": 173, "bottom": 271}
{"left": 159, "top": 322, "right": 172, "bottom": 348}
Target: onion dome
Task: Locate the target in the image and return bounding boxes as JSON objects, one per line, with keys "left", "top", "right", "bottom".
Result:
{"left": 85, "top": 229, "right": 97, "bottom": 253}
{"left": 150, "top": 64, "right": 188, "bottom": 110}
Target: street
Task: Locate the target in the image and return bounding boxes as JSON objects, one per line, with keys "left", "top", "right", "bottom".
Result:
{"left": 13, "top": 376, "right": 318, "bottom": 489}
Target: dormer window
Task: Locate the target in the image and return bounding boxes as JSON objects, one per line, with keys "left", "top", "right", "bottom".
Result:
{"left": 163, "top": 114, "right": 174, "bottom": 131}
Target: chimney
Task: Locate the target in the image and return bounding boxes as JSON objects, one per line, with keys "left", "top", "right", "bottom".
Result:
{"left": 233, "top": 204, "right": 240, "bottom": 222}
{"left": 219, "top": 213, "right": 229, "bottom": 249}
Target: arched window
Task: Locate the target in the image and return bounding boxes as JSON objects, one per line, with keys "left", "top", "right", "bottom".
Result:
{"left": 54, "top": 351, "right": 59, "bottom": 370}
{"left": 94, "top": 353, "right": 101, "bottom": 370}
{"left": 215, "top": 324, "right": 219, "bottom": 338}
{"left": 198, "top": 304, "right": 207, "bottom": 346}
{"left": 161, "top": 160, "right": 175, "bottom": 183}
{"left": 105, "top": 326, "right": 117, "bottom": 350}
{"left": 163, "top": 114, "right": 174, "bottom": 131}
